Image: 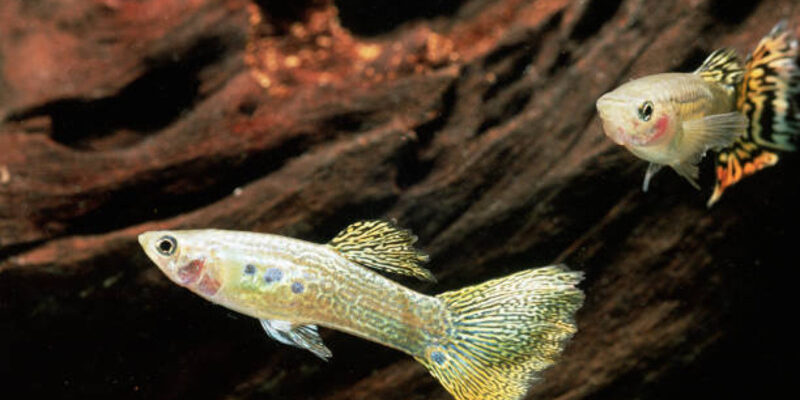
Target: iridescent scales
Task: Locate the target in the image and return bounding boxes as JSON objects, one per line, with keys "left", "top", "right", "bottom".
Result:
{"left": 138, "top": 221, "right": 585, "bottom": 400}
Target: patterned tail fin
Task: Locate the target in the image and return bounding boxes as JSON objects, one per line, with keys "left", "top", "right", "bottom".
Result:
{"left": 417, "top": 266, "right": 584, "bottom": 400}
{"left": 709, "top": 21, "right": 800, "bottom": 206}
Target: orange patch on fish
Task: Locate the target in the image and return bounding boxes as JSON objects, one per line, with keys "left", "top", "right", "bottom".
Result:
{"left": 647, "top": 115, "right": 669, "bottom": 144}
{"left": 197, "top": 274, "right": 221, "bottom": 296}
{"left": 178, "top": 259, "right": 204, "bottom": 285}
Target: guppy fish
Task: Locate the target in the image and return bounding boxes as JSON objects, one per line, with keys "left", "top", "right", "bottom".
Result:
{"left": 139, "top": 220, "right": 584, "bottom": 400}
{"left": 596, "top": 21, "right": 800, "bottom": 206}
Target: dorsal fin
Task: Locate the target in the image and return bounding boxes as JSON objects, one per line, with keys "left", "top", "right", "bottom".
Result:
{"left": 695, "top": 48, "right": 744, "bottom": 89}
{"left": 328, "top": 220, "right": 435, "bottom": 282}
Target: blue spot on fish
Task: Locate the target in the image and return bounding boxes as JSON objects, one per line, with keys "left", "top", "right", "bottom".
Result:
{"left": 264, "top": 268, "right": 283, "bottom": 283}
{"left": 291, "top": 281, "right": 304, "bottom": 294}
{"left": 431, "top": 351, "right": 446, "bottom": 365}
{"left": 244, "top": 264, "right": 256, "bottom": 275}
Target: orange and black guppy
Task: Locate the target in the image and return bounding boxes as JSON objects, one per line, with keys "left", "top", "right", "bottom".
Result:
{"left": 139, "top": 220, "right": 584, "bottom": 400}
{"left": 596, "top": 21, "right": 800, "bottom": 206}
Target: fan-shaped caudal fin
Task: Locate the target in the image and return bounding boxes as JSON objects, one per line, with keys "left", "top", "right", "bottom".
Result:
{"left": 417, "top": 265, "right": 584, "bottom": 400}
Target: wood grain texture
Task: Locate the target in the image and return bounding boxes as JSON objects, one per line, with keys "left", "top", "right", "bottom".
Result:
{"left": 1, "top": 0, "right": 797, "bottom": 399}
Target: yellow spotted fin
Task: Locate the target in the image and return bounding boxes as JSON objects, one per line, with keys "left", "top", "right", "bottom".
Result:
{"left": 709, "top": 21, "right": 800, "bottom": 206}
{"left": 417, "top": 265, "right": 584, "bottom": 400}
{"left": 328, "top": 220, "right": 435, "bottom": 282}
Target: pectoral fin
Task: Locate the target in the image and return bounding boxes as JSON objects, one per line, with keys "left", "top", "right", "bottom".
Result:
{"left": 328, "top": 220, "right": 435, "bottom": 282}
{"left": 682, "top": 112, "right": 748, "bottom": 153}
{"left": 260, "top": 319, "right": 332, "bottom": 360}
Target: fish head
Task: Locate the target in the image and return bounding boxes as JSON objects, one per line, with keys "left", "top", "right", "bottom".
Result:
{"left": 138, "top": 230, "right": 224, "bottom": 298}
{"left": 596, "top": 78, "right": 676, "bottom": 148}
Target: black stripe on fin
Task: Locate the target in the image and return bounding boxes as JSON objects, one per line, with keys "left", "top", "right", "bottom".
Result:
{"left": 708, "top": 138, "right": 779, "bottom": 207}
{"left": 737, "top": 19, "right": 800, "bottom": 152}
{"left": 695, "top": 48, "right": 744, "bottom": 90}
{"left": 708, "top": 21, "right": 800, "bottom": 206}
{"left": 328, "top": 220, "right": 435, "bottom": 281}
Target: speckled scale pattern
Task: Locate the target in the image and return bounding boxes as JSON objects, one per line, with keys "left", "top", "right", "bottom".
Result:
{"left": 140, "top": 227, "right": 584, "bottom": 400}
{"left": 197, "top": 229, "right": 449, "bottom": 357}
{"left": 328, "top": 220, "right": 435, "bottom": 281}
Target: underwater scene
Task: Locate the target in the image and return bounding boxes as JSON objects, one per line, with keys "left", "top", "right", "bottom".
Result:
{"left": 1, "top": 0, "right": 797, "bottom": 399}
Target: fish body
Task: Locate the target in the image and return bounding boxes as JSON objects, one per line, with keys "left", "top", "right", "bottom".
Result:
{"left": 143, "top": 229, "right": 447, "bottom": 356}
{"left": 139, "top": 220, "right": 584, "bottom": 400}
{"left": 596, "top": 22, "right": 800, "bottom": 204}
{"left": 597, "top": 54, "right": 747, "bottom": 191}
{"left": 600, "top": 72, "right": 740, "bottom": 170}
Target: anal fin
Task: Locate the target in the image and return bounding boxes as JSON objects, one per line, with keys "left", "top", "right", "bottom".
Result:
{"left": 328, "top": 220, "right": 435, "bottom": 282}
{"left": 671, "top": 161, "right": 701, "bottom": 190}
{"left": 260, "top": 319, "right": 332, "bottom": 360}
{"left": 707, "top": 138, "right": 779, "bottom": 207}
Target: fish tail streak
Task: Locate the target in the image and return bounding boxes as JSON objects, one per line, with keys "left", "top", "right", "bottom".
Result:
{"left": 709, "top": 21, "right": 800, "bottom": 206}
{"left": 417, "top": 265, "right": 584, "bottom": 400}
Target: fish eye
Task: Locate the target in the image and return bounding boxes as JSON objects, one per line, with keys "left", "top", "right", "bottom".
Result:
{"left": 156, "top": 235, "right": 177, "bottom": 256}
{"left": 638, "top": 101, "right": 654, "bottom": 121}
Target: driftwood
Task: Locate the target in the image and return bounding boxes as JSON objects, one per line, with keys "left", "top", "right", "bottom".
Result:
{"left": 1, "top": 0, "right": 797, "bottom": 398}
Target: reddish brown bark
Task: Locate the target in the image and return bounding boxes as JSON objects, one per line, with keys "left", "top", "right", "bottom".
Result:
{"left": 1, "top": 0, "right": 797, "bottom": 399}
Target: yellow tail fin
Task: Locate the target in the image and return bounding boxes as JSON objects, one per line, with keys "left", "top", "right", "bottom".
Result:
{"left": 417, "top": 265, "right": 584, "bottom": 400}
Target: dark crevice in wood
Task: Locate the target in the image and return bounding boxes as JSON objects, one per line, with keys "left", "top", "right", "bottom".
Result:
{"left": 334, "top": 0, "right": 466, "bottom": 36}
{"left": 569, "top": 0, "right": 624, "bottom": 41}
{"left": 6, "top": 36, "right": 230, "bottom": 150}
{"left": 671, "top": 47, "right": 711, "bottom": 73}
{"left": 416, "top": 79, "right": 457, "bottom": 145}
{"left": 482, "top": 50, "right": 536, "bottom": 101}
{"left": 394, "top": 81, "right": 456, "bottom": 188}
{"left": 477, "top": 88, "right": 533, "bottom": 135}
{"left": 547, "top": 48, "right": 573, "bottom": 75}
{"left": 709, "top": 0, "right": 764, "bottom": 24}
{"left": 36, "top": 135, "right": 312, "bottom": 238}
{"left": 254, "top": 0, "right": 320, "bottom": 31}
{"left": 321, "top": 110, "right": 377, "bottom": 134}
{"left": 482, "top": 12, "right": 562, "bottom": 100}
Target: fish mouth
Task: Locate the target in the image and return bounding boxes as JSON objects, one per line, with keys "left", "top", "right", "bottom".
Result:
{"left": 598, "top": 118, "right": 628, "bottom": 146}
{"left": 596, "top": 94, "right": 630, "bottom": 146}
{"left": 596, "top": 92, "right": 630, "bottom": 114}
{"left": 602, "top": 126, "right": 653, "bottom": 147}
{"left": 137, "top": 233, "right": 150, "bottom": 249}
{"left": 608, "top": 128, "right": 628, "bottom": 145}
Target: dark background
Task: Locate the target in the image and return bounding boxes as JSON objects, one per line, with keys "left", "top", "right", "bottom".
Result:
{"left": 1, "top": 0, "right": 797, "bottom": 399}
